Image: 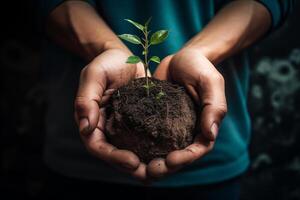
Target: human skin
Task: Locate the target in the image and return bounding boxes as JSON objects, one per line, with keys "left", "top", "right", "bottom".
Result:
{"left": 47, "top": 0, "right": 271, "bottom": 182}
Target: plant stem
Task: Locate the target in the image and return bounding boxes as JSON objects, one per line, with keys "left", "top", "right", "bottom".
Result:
{"left": 143, "top": 27, "right": 150, "bottom": 96}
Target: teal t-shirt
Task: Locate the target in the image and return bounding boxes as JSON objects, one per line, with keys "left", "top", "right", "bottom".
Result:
{"left": 38, "top": 0, "right": 291, "bottom": 187}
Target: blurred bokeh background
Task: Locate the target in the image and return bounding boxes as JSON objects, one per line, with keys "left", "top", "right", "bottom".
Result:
{"left": 0, "top": 1, "right": 299, "bottom": 199}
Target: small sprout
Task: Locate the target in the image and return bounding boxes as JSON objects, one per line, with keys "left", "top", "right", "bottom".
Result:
{"left": 156, "top": 86, "right": 165, "bottom": 100}
{"left": 156, "top": 91, "right": 165, "bottom": 100}
{"left": 118, "top": 17, "right": 169, "bottom": 96}
{"left": 149, "top": 81, "right": 156, "bottom": 88}
{"left": 142, "top": 85, "right": 149, "bottom": 89}
{"left": 142, "top": 80, "right": 155, "bottom": 90}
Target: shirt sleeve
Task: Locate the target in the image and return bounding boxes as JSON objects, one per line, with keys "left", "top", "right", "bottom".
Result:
{"left": 257, "top": 0, "right": 294, "bottom": 30}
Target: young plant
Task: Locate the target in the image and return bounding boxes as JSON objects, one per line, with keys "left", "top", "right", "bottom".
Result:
{"left": 118, "top": 18, "right": 169, "bottom": 96}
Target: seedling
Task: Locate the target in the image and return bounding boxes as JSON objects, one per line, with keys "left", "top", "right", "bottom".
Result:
{"left": 107, "top": 21, "right": 195, "bottom": 162}
{"left": 156, "top": 90, "right": 166, "bottom": 100}
{"left": 118, "top": 18, "right": 169, "bottom": 96}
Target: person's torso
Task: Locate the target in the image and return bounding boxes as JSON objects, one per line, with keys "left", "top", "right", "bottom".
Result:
{"left": 42, "top": 0, "right": 251, "bottom": 187}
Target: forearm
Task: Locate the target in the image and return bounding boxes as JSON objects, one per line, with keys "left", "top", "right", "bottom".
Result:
{"left": 184, "top": 0, "right": 271, "bottom": 65}
{"left": 46, "top": 0, "right": 129, "bottom": 61}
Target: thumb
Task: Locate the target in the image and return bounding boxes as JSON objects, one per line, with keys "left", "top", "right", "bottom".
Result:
{"left": 75, "top": 97, "right": 100, "bottom": 135}
{"left": 200, "top": 104, "right": 227, "bottom": 141}
{"left": 153, "top": 55, "right": 173, "bottom": 81}
{"left": 135, "top": 63, "right": 147, "bottom": 78}
{"left": 74, "top": 65, "right": 106, "bottom": 135}
{"left": 198, "top": 74, "right": 227, "bottom": 141}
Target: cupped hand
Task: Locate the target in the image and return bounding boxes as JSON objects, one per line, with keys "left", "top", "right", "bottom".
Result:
{"left": 74, "top": 48, "right": 148, "bottom": 181}
{"left": 148, "top": 48, "right": 227, "bottom": 178}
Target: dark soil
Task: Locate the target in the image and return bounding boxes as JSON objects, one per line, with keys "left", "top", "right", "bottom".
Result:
{"left": 105, "top": 77, "right": 197, "bottom": 163}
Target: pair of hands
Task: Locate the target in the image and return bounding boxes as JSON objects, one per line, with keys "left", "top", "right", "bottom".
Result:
{"left": 74, "top": 48, "right": 227, "bottom": 182}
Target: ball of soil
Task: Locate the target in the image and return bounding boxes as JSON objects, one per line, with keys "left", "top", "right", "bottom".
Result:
{"left": 105, "top": 77, "right": 197, "bottom": 163}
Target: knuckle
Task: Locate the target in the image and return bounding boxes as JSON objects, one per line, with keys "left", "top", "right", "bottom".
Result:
{"left": 218, "top": 104, "right": 228, "bottom": 116}
{"left": 74, "top": 96, "right": 88, "bottom": 111}
{"left": 187, "top": 145, "right": 200, "bottom": 154}
{"left": 211, "top": 72, "right": 225, "bottom": 84}
{"left": 215, "top": 104, "right": 228, "bottom": 119}
{"left": 86, "top": 142, "right": 108, "bottom": 160}
{"left": 80, "top": 64, "right": 102, "bottom": 81}
{"left": 197, "top": 72, "right": 225, "bottom": 88}
{"left": 97, "top": 143, "right": 108, "bottom": 155}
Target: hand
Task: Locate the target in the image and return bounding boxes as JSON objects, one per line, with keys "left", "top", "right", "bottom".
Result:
{"left": 148, "top": 48, "right": 227, "bottom": 178}
{"left": 74, "top": 48, "right": 148, "bottom": 181}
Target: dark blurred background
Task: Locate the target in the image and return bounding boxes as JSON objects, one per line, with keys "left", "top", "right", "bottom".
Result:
{"left": 0, "top": 1, "right": 299, "bottom": 199}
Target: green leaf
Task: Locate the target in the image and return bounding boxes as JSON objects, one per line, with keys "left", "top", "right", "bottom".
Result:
{"left": 118, "top": 34, "right": 141, "bottom": 44}
{"left": 156, "top": 91, "right": 165, "bottom": 100}
{"left": 145, "top": 17, "right": 152, "bottom": 28}
{"left": 125, "top": 19, "right": 144, "bottom": 31}
{"left": 149, "top": 56, "right": 160, "bottom": 64}
{"left": 149, "top": 81, "right": 156, "bottom": 88}
{"left": 150, "top": 30, "right": 169, "bottom": 45}
{"left": 142, "top": 81, "right": 155, "bottom": 89}
{"left": 142, "top": 50, "right": 146, "bottom": 55}
{"left": 126, "top": 55, "right": 141, "bottom": 64}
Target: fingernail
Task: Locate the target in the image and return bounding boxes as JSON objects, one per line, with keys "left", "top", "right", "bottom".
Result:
{"left": 210, "top": 123, "right": 219, "bottom": 140}
{"left": 79, "top": 118, "right": 90, "bottom": 135}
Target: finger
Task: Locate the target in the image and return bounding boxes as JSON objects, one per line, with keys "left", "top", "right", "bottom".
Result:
{"left": 131, "top": 163, "right": 147, "bottom": 181}
{"left": 147, "top": 158, "right": 179, "bottom": 179}
{"left": 136, "top": 62, "right": 150, "bottom": 78}
{"left": 75, "top": 96, "right": 100, "bottom": 135}
{"left": 99, "top": 89, "right": 116, "bottom": 107}
{"left": 82, "top": 107, "right": 140, "bottom": 170}
{"left": 74, "top": 60, "right": 107, "bottom": 135}
{"left": 198, "top": 73, "right": 227, "bottom": 141}
{"left": 185, "top": 84, "right": 200, "bottom": 104}
{"left": 147, "top": 158, "right": 169, "bottom": 178}
{"left": 153, "top": 55, "right": 173, "bottom": 81}
{"left": 81, "top": 126, "right": 140, "bottom": 171}
{"left": 168, "top": 51, "right": 227, "bottom": 141}
{"left": 166, "top": 134, "right": 214, "bottom": 168}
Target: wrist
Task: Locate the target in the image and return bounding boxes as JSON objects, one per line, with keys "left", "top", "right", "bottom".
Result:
{"left": 83, "top": 40, "right": 130, "bottom": 61}
{"left": 102, "top": 40, "right": 130, "bottom": 53}
{"left": 183, "top": 36, "right": 237, "bottom": 65}
{"left": 181, "top": 45, "right": 226, "bottom": 65}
